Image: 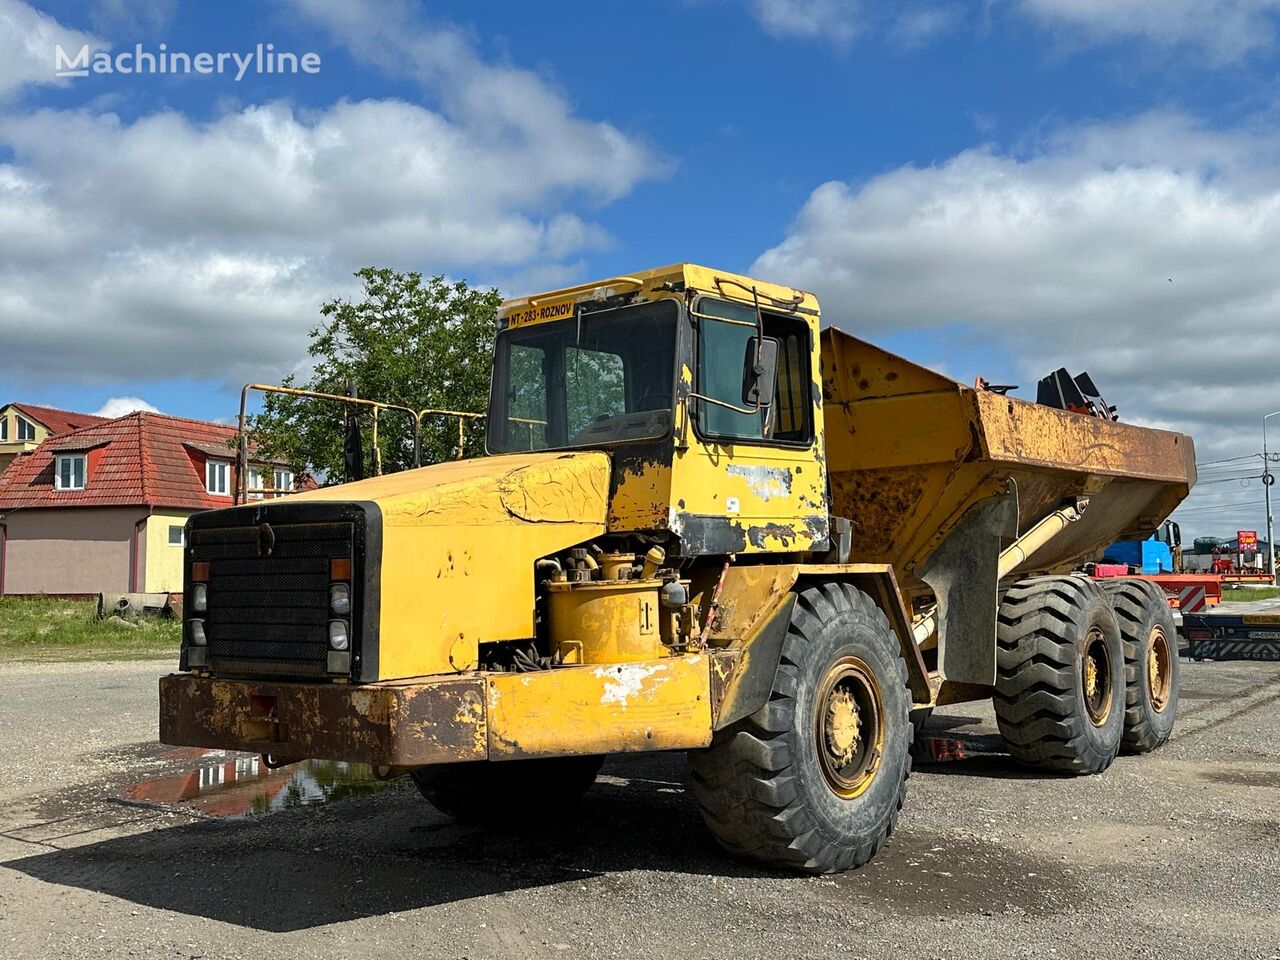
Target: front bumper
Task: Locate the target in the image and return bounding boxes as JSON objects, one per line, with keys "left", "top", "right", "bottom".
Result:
{"left": 159, "top": 673, "right": 488, "bottom": 766}
{"left": 159, "top": 655, "right": 715, "bottom": 766}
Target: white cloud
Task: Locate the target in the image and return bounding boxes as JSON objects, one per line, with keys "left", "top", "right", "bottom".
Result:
{"left": 753, "top": 109, "right": 1280, "bottom": 538}
{"left": 743, "top": 0, "right": 960, "bottom": 47}
{"left": 749, "top": 0, "right": 861, "bottom": 43}
{"left": 1020, "top": 0, "right": 1280, "bottom": 62}
{"left": 94, "top": 396, "right": 162, "bottom": 418}
{"left": 0, "top": 3, "right": 662, "bottom": 389}
{"left": 0, "top": 0, "right": 102, "bottom": 99}
{"left": 890, "top": 5, "right": 962, "bottom": 47}
{"left": 88, "top": 0, "right": 175, "bottom": 33}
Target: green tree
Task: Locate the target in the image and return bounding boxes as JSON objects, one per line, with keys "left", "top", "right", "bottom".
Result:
{"left": 248, "top": 269, "right": 500, "bottom": 481}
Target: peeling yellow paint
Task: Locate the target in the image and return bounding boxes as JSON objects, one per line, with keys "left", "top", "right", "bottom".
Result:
{"left": 287, "top": 451, "right": 610, "bottom": 679}
{"left": 487, "top": 655, "right": 712, "bottom": 757}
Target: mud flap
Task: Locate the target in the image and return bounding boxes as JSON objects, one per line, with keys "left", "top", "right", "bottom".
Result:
{"left": 918, "top": 492, "right": 1017, "bottom": 686}
{"left": 712, "top": 594, "right": 797, "bottom": 730}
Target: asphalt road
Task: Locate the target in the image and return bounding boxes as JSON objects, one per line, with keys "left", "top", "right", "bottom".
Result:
{"left": 2, "top": 656, "right": 1279, "bottom": 960}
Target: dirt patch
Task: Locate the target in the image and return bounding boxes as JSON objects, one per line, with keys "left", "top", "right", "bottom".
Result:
{"left": 1198, "top": 766, "right": 1280, "bottom": 789}
{"left": 1177, "top": 689, "right": 1217, "bottom": 701}
{"left": 824, "top": 829, "right": 1085, "bottom": 917}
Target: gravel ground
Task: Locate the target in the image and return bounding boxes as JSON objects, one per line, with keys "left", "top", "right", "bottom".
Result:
{"left": 1, "top": 655, "right": 1279, "bottom": 960}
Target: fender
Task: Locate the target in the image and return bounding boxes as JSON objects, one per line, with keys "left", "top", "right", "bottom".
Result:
{"left": 706, "top": 562, "right": 932, "bottom": 730}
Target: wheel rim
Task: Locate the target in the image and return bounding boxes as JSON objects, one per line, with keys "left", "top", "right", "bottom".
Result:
{"left": 1081, "top": 627, "right": 1113, "bottom": 727}
{"left": 1147, "top": 625, "right": 1173, "bottom": 713}
{"left": 814, "top": 657, "right": 884, "bottom": 799}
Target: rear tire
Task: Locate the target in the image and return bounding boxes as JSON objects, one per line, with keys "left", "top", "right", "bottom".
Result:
{"left": 689, "top": 582, "right": 912, "bottom": 874}
{"left": 410, "top": 755, "right": 604, "bottom": 824}
{"left": 1099, "top": 578, "right": 1179, "bottom": 753}
{"left": 994, "top": 576, "right": 1124, "bottom": 774}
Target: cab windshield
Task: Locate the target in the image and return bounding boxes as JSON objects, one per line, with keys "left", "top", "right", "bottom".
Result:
{"left": 487, "top": 299, "right": 679, "bottom": 452}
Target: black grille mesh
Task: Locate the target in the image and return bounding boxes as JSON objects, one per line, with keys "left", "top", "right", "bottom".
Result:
{"left": 193, "top": 520, "right": 353, "bottom": 678}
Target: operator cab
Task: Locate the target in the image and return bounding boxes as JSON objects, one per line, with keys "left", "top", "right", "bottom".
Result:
{"left": 490, "top": 264, "right": 831, "bottom": 557}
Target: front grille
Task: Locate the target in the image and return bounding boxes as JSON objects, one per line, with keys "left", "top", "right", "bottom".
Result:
{"left": 192, "top": 520, "right": 353, "bottom": 678}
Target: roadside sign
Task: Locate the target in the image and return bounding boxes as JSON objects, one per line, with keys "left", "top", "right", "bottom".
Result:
{"left": 1238, "top": 530, "right": 1258, "bottom": 552}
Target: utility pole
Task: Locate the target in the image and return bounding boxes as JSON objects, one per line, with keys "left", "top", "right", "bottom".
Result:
{"left": 1265, "top": 410, "right": 1279, "bottom": 581}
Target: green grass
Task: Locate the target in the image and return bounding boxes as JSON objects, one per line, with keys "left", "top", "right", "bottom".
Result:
{"left": 1221, "top": 586, "right": 1280, "bottom": 603}
{"left": 0, "top": 597, "right": 181, "bottom": 662}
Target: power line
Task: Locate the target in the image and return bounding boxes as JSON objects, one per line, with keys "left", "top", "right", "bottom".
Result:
{"left": 1195, "top": 454, "right": 1260, "bottom": 467}
{"left": 1172, "top": 502, "right": 1268, "bottom": 516}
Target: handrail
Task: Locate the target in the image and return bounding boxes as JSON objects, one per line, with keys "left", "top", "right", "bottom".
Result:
{"left": 237, "top": 383, "right": 548, "bottom": 501}
{"left": 237, "top": 384, "right": 422, "bottom": 503}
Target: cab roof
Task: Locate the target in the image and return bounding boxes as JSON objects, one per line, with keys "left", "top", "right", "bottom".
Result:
{"left": 497, "top": 263, "right": 820, "bottom": 319}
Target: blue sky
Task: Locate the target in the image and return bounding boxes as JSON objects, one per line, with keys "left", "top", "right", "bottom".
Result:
{"left": 2, "top": 0, "right": 1280, "bottom": 539}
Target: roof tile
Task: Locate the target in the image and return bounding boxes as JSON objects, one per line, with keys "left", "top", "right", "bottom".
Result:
{"left": 0, "top": 412, "right": 309, "bottom": 511}
{"left": 7, "top": 403, "right": 109, "bottom": 436}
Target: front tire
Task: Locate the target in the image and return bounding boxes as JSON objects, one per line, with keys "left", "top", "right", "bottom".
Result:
{"left": 995, "top": 576, "right": 1124, "bottom": 774}
{"left": 1099, "top": 578, "right": 1179, "bottom": 753}
{"left": 689, "top": 582, "right": 912, "bottom": 874}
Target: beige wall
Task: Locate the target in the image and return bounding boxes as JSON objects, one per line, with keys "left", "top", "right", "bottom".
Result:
{"left": 144, "top": 509, "right": 197, "bottom": 592}
{"left": 1, "top": 507, "right": 145, "bottom": 595}
{"left": 0, "top": 406, "right": 52, "bottom": 472}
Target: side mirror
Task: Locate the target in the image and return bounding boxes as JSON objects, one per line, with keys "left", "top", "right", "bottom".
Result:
{"left": 741, "top": 336, "right": 780, "bottom": 408}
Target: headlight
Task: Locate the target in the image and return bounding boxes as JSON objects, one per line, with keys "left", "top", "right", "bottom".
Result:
{"left": 328, "top": 619, "right": 350, "bottom": 651}
{"left": 330, "top": 582, "right": 351, "bottom": 615}
{"left": 192, "top": 583, "right": 208, "bottom": 612}
{"left": 189, "top": 619, "right": 207, "bottom": 646}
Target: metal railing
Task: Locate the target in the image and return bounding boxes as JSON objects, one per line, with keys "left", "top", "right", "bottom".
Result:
{"left": 234, "top": 383, "right": 543, "bottom": 503}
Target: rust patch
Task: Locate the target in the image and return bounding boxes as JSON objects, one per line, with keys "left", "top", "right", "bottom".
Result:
{"left": 746, "top": 522, "right": 798, "bottom": 549}
{"left": 708, "top": 648, "right": 739, "bottom": 715}
{"left": 159, "top": 673, "right": 488, "bottom": 767}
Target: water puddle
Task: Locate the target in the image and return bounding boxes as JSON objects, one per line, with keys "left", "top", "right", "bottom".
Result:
{"left": 122, "top": 750, "right": 398, "bottom": 817}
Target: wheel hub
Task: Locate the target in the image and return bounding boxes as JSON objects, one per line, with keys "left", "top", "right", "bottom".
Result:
{"left": 1081, "top": 627, "right": 1113, "bottom": 727}
{"left": 825, "top": 688, "right": 861, "bottom": 765}
{"left": 814, "top": 657, "right": 885, "bottom": 800}
{"left": 1147, "top": 625, "right": 1172, "bottom": 713}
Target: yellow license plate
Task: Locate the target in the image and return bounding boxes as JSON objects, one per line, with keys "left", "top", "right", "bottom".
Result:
{"left": 506, "top": 298, "right": 576, "bottom": 328}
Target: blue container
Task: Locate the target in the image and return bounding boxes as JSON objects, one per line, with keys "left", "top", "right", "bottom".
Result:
{"left": 1102, "top": 537, "right": 1174, "bottom": 575}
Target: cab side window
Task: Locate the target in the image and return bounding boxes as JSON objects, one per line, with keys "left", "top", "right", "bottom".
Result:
{"left": 694, "top": 298, "right": 813, "bottom": 444}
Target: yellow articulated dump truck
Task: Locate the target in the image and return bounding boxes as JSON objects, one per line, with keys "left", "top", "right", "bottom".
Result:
{"left": 160, "top": 263, "right": 1195, "bottom": 873}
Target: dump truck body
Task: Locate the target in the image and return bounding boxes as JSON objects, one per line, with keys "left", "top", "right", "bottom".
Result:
{"left": 161, "top": 262, "right": 1195, "bottom": 873}
{"left": 821, "top": 329, "right": 1195, "bottom": 590}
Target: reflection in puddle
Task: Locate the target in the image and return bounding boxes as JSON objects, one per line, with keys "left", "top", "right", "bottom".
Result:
{"left": 123, "top": 751, "right": 395, "bottom": 817}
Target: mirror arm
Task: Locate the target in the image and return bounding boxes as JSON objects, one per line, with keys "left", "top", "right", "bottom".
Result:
{"left": 751, "top": 285, "right": 765, "bottom": 409}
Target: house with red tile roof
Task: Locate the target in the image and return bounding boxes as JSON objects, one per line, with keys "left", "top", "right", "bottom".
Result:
{"left": 0, "top": 412, "right": 308, "bottom": 596}
{"left": 0, "top": 402, "right": 109, "bottom": 476}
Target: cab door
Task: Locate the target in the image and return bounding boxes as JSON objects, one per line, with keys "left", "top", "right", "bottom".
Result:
{"left": 669, "top": 296, "right": 829, "bottom": 555}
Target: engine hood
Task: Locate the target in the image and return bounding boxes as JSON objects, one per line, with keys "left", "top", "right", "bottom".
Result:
{"left": 276, "top": 451, "right": 612, "bottom": 680}
{"left": 284, "top": 450, "right": 612, "bottom": 527}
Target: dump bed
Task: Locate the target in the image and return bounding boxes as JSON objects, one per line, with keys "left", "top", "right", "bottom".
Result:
{"left": 820, "top": 328, "right": 1196, "bottom": 592}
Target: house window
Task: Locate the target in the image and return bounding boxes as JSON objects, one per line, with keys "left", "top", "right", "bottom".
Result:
{"left": 0, "top": 417, "right": 7, "bottom": 441}
{"left": 247, "top": 466, "right": 265, "bottom": 500}
{"left": 274, "top": 468, "right": 295, "bottom": 493}
{"left": 55, "top": 454, "right": 86, "bottom": 490}
{"left": 206, "top": 459, "right": 229, "bottom": 496}
{"left": 16, "top": 416, "right": 37, "bottom": 441}
{"left": 168, "top": 525, "right": 185, "bottom": 546}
